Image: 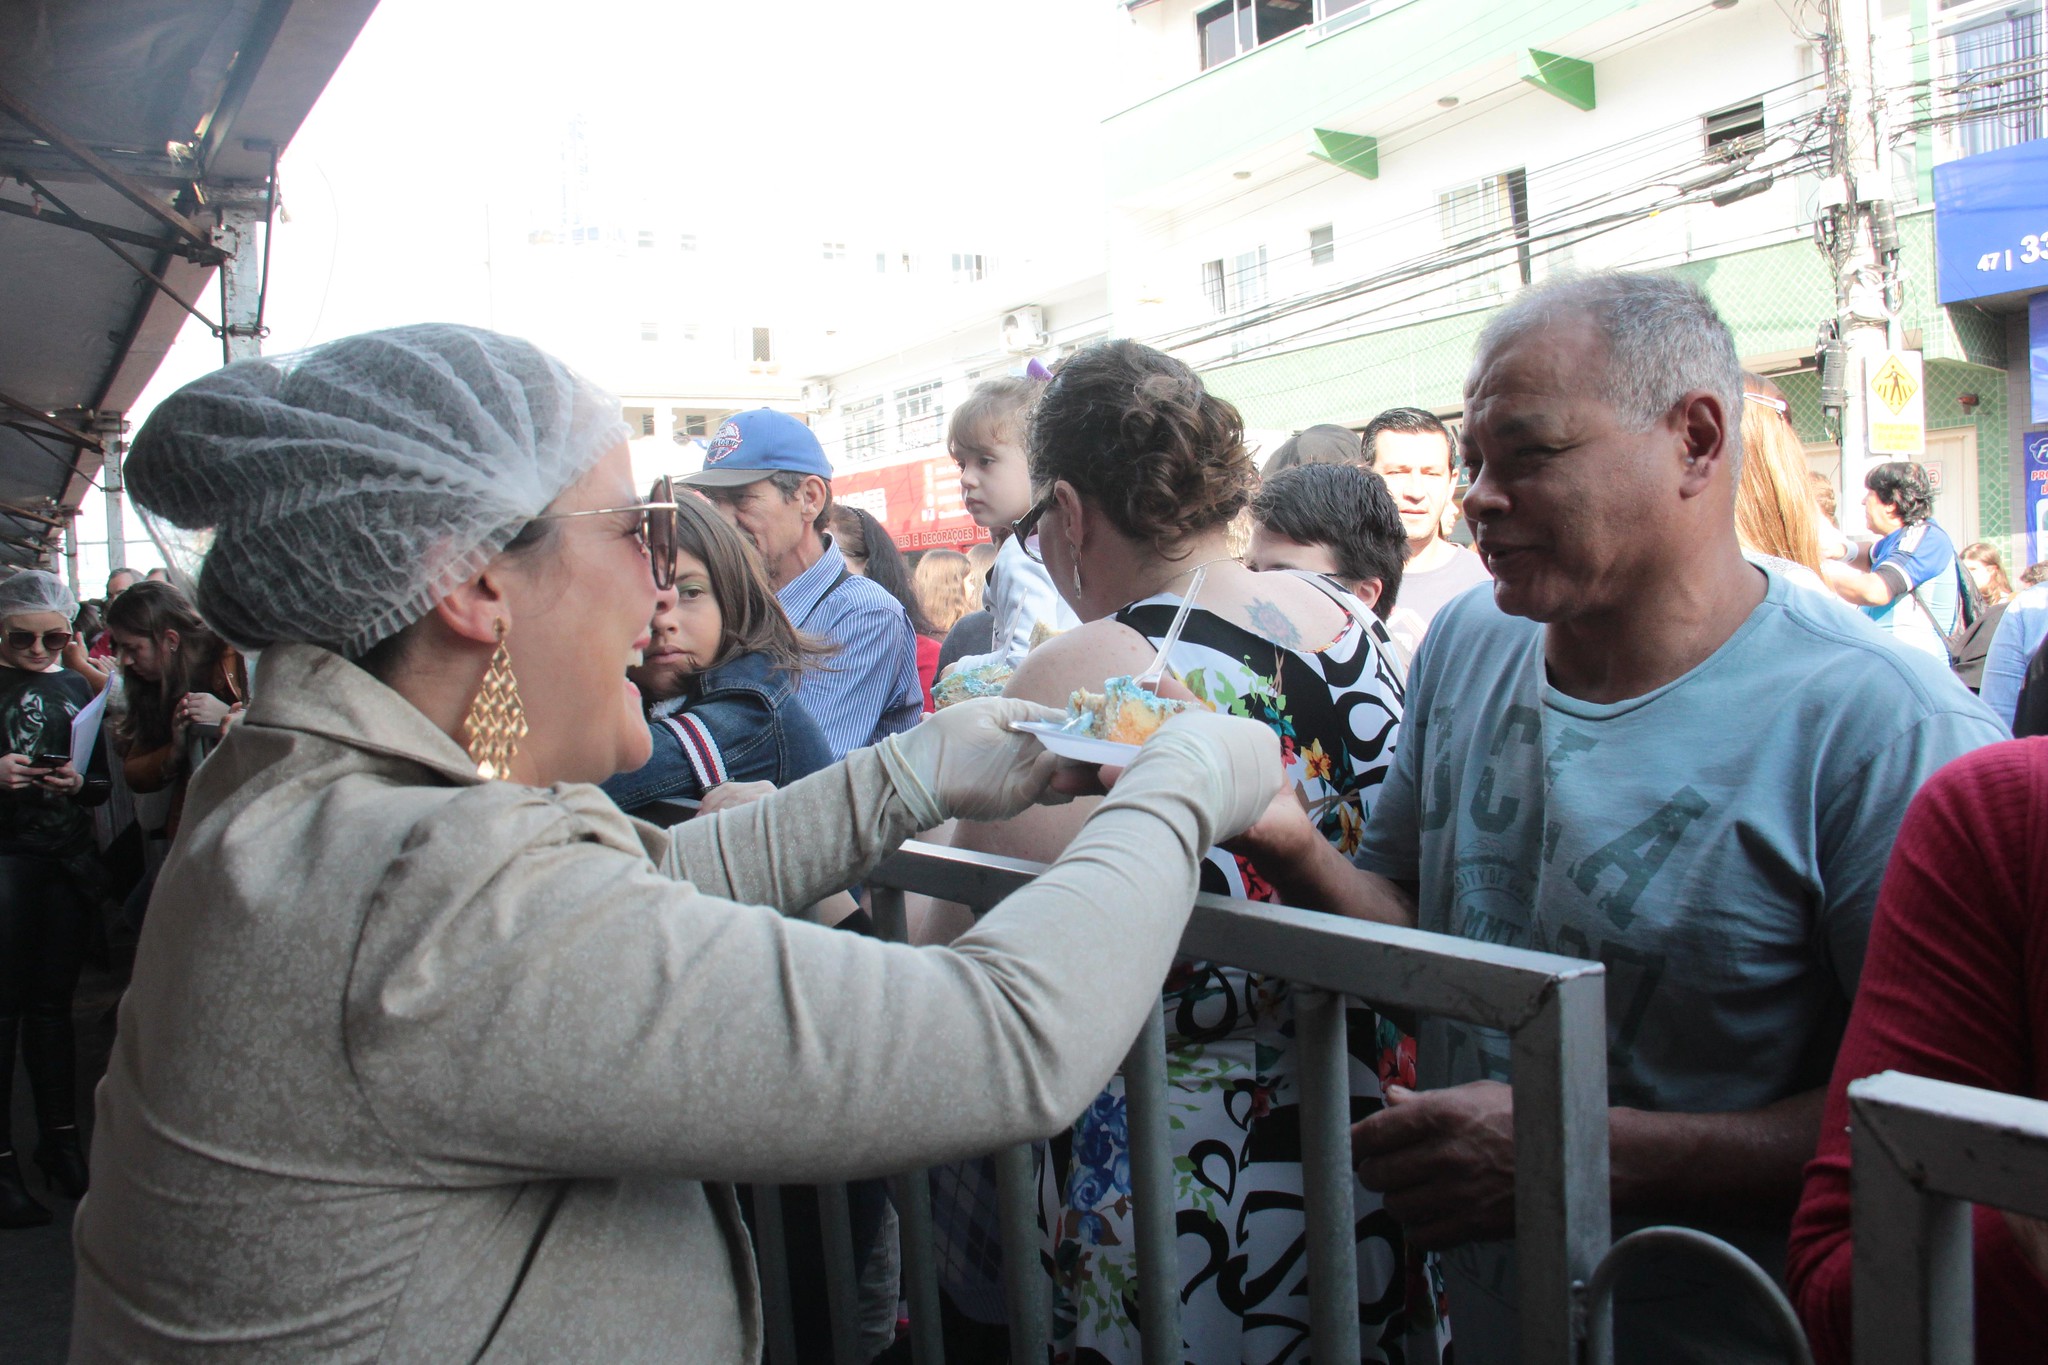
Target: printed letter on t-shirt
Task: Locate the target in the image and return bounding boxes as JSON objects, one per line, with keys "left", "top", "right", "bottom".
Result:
{"left": 1566, "top": 785, "right": 1710, "bottom": 929}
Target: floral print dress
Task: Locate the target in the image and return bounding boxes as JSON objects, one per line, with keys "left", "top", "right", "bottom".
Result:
{"left": 1040, "top": 573, "right": 1447, "bottom": 1365}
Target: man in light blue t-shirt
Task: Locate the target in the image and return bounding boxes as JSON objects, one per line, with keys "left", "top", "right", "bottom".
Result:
{"left": 1820, "top": 460, "right": 1963, "bottom": 663}
{"left": 1240, "top": 275, "right": 2006, "bottom": 1364}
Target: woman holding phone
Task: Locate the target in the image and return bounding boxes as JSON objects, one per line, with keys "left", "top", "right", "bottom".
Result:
{"left": 0, "top": 570, "right": 108, "bottom": 1227}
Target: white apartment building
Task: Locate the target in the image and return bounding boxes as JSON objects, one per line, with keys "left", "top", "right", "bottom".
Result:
{"left": 1094, "top": 0, "right": 2043, "bottom": 556}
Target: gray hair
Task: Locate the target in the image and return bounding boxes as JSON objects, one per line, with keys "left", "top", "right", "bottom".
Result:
{"left": 1475, "top": 272, "right": 1745, "bottom": 474}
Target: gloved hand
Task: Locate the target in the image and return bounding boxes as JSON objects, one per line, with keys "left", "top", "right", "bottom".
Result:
{"left": 875, "top": 698, "right": 1071, "bottom": 827}
{"left": 1109, "top": 711, "right": 1284, "bottom": 845}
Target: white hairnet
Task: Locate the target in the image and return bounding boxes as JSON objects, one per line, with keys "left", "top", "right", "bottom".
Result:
{"left": 0, "top": 570, "right": 78, "bottom": 622}
{"left": 126, "top": 324, "right": 630, "bottom": 656}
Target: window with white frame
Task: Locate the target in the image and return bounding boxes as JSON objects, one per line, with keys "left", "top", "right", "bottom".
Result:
{"left": 1939, "top": 1, "right": 2044, "bottom": 159}
{"left": 1200, "top": 249, "right": 1268, "bottom": 313}
{"left": 822, "top": 241, "right": 847, "bottom": 261}
{"left": 1309, "top": 223, "right": 1335, "bottom": 267}
{"left": 952, "top": 252, "right": 987, "bottom": 283}
{"left": 1201, "top": 259, "right": 1228, "bottom": 314}
{"left": 1196, "top": 0, "right": 1314, "bottom": 69}
{"left": 640, "top": 320, "right": 660, "bottom": 342}
{"left": 894, "top": 380, "right": 944, "bottom": 448}
{"left": 843, "top": 396, "right": 886, "bottom": 458}
{"left": 752, "top": 328, "right": 773, "bottom": 363}
{"left": 679, "top": 232, "right": 698, "bottom": 251}
{"left": 1437, "top": 171, "right": 1529, "bottom": 300}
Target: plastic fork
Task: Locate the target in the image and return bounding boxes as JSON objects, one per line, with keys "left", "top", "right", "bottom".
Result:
{"left": 1133, "top": 565, "right": 1207, "bottom": 692}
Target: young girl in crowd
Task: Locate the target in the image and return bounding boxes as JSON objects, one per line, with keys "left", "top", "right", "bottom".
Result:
{"left": 0, "top": 572, "right": 108, "bottom": 1227}
{"left": 601, "top": 495, "right": 834, "bottom": 815}
{"left": 944, "top": 376, "right": 1078, "bottom": 676}
{"left": 104, "top": 580, "right": 246, "bottom": 843}
{"left": 830, "top": 505, "right": 944, "bottom": 708}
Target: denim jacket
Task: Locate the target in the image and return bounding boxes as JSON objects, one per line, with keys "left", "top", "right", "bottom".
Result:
{"left": 602, "top": 651, "right": 833, "bottom": 814}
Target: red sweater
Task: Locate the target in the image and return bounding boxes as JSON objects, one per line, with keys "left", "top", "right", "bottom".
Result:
{"left": 1787, "top": 738, "right": 2048, "bottom": 1363}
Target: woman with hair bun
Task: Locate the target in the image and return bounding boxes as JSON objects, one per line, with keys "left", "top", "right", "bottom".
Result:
{"left": 946, "top": 339, "right": 1425, "bottom": 1363}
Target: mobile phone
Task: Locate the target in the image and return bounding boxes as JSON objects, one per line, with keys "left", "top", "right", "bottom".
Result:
{"left": 29, "top": 730, "right": 70, "bottom": 770}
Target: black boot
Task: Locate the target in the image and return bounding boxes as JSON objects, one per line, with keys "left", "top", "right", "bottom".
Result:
{"left": 34, "top": 1126, "right": 87, "bottom": 1201}
{"left": 0, "top": 1149, "right": 52, "bottom": 1229}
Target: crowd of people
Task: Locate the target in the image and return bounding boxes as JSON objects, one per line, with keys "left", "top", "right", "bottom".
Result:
{"left": 1, "top": 271, "right": 2044, "bottom": 1364}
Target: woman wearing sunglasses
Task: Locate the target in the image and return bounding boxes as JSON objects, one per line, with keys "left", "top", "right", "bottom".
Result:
{"left": 0, "top": 571, "right": 108, "bottom": 1228}
{"left": 70, "top": 324, "right": 1280, "bottom": 1361}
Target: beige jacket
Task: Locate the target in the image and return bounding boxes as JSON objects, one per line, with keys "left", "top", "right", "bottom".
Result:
{"left": 71, "top": 644, "right": 1249, "bottom": 1362}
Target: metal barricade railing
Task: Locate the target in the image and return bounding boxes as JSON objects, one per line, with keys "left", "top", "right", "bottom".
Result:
{"left": 1848, "top": 1071, "right": 2048, "bottom": 1365}
{"left": 738, "top": 839, "right": 1612, "bottom": 1365}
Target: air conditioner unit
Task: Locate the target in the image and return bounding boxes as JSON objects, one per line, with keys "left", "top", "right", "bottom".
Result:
{"left": 999, "top": 307, "right": 1047, "bottom": 354}
{"left": 802, "top": 381, "right": 834, "bottom": 412}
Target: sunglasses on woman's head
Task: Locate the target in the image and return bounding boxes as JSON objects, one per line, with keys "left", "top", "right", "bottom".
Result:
{"left": 6, "top": 630, "right": 72, "bottom": 653}
{"left": 1013, "top": 490, "right": 1055, "bottom": 564}
{"left": 531, "top": 476, "right": 681, "bottom": 590}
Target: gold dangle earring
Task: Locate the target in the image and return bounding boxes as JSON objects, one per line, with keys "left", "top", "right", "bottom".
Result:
{"left": 465, "top": 620, "right": 528, "bottom": 781}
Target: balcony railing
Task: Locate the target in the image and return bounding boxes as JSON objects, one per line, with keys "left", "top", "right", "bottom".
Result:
{"left": 737, "top": 839, "right": 1614, "bottom": 1364}
{"left": 1849, "top": 1071, "right": 2048, "bottom": 1365}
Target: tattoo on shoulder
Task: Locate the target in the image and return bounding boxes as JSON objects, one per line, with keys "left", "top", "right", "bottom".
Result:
{"left": 1243, "top": 597, "right": 1305, "bottom": 649}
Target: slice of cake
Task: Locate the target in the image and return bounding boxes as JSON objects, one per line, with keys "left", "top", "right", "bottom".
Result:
{"left": 933, "top": 660, "right": 1014, "bottom": 709}
{"left": 1063, "top": 675, "right": 1206, "bottom": 745}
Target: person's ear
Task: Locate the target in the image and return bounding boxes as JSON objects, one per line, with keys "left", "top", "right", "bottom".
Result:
{"left": 801, "top": 476, "right": 831, "bottom": 522}
{"left": 433, "top": 563, "right": 515, "bottom": 646}
{"left": 161, "top": 628, "right": 181, "bottom": 655}
{"left": 1675, "top": 390, "right": 1730, "bottom": 498}
{"left": 1051, "top": 479, "right": 1087, "bottom": 554}
{"left": 1353, "top": 577, "right": 1383, "bottom": 611}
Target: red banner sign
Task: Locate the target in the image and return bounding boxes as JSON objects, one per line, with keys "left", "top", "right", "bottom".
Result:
{"left": 832, "top": 455, "right": 991, "bottom": 552}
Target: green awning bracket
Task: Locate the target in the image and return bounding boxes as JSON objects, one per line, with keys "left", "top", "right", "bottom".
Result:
{"left": 1519, "top": 49, "right": 1595, "bottom": 111}
{"left": 1308, "top": 128, "right": 1379, "bottom": 179}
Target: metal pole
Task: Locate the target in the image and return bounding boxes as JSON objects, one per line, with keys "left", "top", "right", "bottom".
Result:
{"left": 870, "top": 884, "right": 944, "bottom": 1364}
{"left": 818, "top": 1181, "right": 864, "bottom": 1365}
{"left": 752, "top": 1185, "right": 801, "bottom": 1365}
{"left": 63, "top": 515, "right": 79, "bottom": 597}
{"left": 1851, "top": 1096, "right": 1974, "bottom": 1365}
{"left": 1296, "top": 988, "right": 1363, "bottom": 1365}
{"left": 1511, "top": 971, "right": 1610, "bottom": 1365}
{"left": 995, "top": 1141, "right": 1049, "bottom": 1365}
{"left": 1120, "top": 1009, "right": 1181, "bottom": 1365}
{"left": 100, "top": 417, "right": 128, "bottom": 573}
{"left": 215, "top": 204, "right": 266, "bottom": 365}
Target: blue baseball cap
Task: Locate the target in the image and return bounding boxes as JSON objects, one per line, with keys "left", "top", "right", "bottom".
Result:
{"left": 677, "top": 408, "right": 833, "bottom": 488}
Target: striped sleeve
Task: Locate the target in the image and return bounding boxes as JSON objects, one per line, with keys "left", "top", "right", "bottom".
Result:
{"left": 661, "top": 714, "right": 728, "bottom": 790}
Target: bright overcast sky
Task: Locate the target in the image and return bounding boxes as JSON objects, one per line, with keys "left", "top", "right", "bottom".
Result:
{"left": 133, "top": 0, "right": 1121, "bottom": 406}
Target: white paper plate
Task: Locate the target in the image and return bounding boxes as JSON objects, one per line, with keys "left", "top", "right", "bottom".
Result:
{"left": 1012, "top": 720, "right": 1141, "bottom": 766}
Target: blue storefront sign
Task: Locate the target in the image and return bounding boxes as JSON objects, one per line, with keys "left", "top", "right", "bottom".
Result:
{"left": 1933, "top": 138, "right": 2048, "bottom": 305}
{"left": 2028, "top": 431, "right": 2048, "bottom": 565}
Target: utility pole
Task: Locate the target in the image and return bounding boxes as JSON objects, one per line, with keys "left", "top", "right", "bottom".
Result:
{"left": 1817, "top": 0, "right": 1904, "bottom": 538}
{"left": 94, "top": 411, "right": 130, "bottom": 574}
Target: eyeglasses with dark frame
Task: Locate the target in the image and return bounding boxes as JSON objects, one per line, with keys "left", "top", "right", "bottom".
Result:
{"left": 3, "top": 629, "right": 73, "bottom": 654}
{"left": 531, "top": 476, "right": 681, "bottom": 589}
{"left": 1013, "top": 489, "right": 1056, "bottom": 563}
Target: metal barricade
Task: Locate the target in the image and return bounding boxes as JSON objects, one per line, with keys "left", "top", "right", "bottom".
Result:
{"left": 750, "top": 839, "right": 1613, "bottom": 1365}
{"left": 1848, "top": 1071, "right": 2048, "bottom": 1365}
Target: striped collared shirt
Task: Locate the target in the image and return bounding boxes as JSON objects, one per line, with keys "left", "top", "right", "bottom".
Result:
{"left": 778, "top": 536, "right": 923, "bottom": 759}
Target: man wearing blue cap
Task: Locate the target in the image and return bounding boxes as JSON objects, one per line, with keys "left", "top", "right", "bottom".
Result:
{"left": 680, "top": 409, "right": 922, "bottom": 758}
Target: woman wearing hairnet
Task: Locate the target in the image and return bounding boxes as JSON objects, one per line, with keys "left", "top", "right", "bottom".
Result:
{"left": 0, "top": 570, "right": 107, "bottom": 1227}
{"left": 70, "top": 325, "right": 1280, "bottom": 1361}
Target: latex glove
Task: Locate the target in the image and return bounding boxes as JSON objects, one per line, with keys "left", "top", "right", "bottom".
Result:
{"left": 875, "top": 697, "right": 1069, "bottom": 827}
{"left": 1108, "top": 711, "right": 1285, "bottom": 845}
